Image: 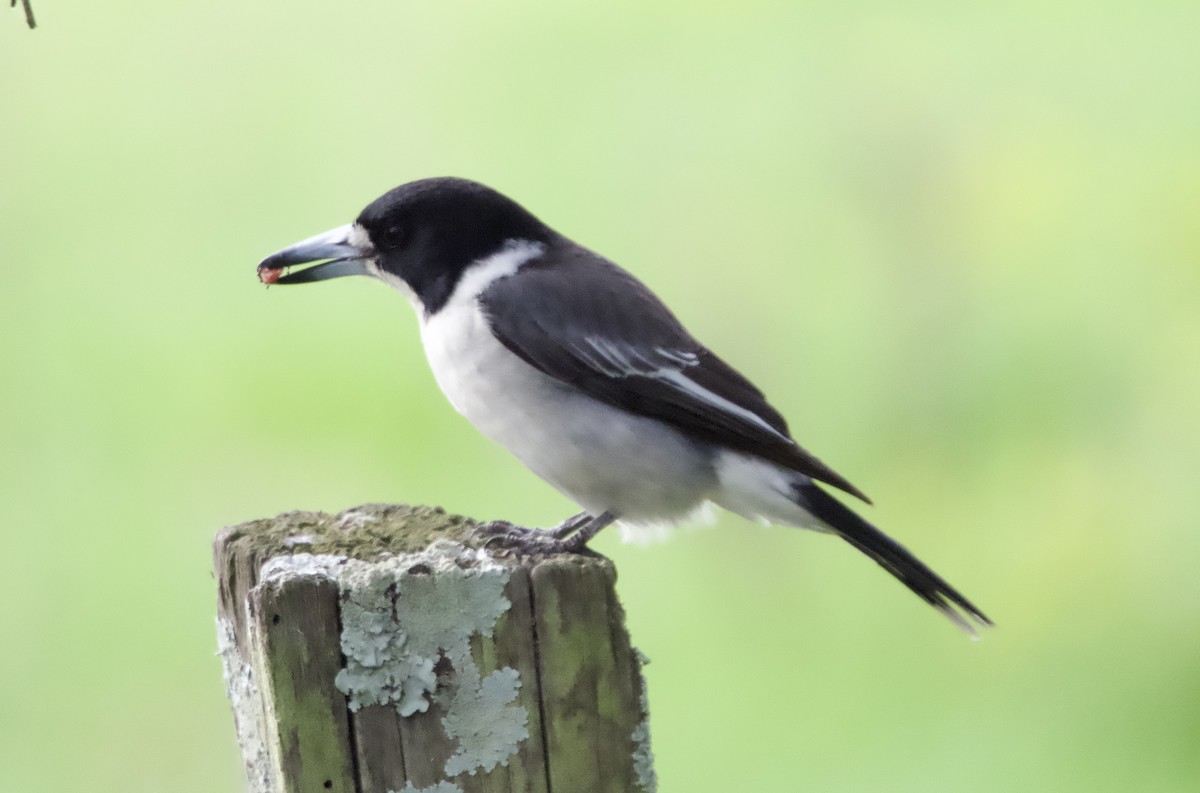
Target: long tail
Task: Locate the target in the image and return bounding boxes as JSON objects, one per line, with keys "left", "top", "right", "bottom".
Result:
{"left": 795, "top": 482, "right": 993, "bottom": 634}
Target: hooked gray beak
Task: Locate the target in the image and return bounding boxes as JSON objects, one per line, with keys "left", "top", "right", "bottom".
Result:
{"left": 258, "top": 224, "right": 372, "bottom": 285}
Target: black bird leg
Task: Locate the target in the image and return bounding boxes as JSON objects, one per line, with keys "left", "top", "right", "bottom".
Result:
{"left": 560, "top": 511, "right": 618, "bottom": 552}
{"left": 551, "top": 512, "right": 592, "bottom": 539}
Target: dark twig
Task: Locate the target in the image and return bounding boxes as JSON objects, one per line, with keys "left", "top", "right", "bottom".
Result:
{"left": 11, "top": 0, "right": 36, "bottom": 29}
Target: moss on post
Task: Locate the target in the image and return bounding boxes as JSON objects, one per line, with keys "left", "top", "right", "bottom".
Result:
{"left": 215, "top": 504, "right": 656, "bottom": 793}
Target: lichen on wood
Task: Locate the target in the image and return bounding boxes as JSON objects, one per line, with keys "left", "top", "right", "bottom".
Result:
{"left": 215, "top": 503, "right": 657, "bottom": 793}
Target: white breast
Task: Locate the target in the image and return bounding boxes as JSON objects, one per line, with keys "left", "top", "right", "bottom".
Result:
{"left": 414, "top": 243, "right": 718, "bottom": 525}
{"left": 417, "top": 240, "right": 553, "bottom": 444}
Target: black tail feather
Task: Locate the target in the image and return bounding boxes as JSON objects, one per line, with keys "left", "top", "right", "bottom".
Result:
{"left": 796, "top": 482, "right": 992, "bottom": 633}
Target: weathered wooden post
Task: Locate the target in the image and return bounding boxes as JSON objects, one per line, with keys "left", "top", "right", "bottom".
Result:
{"left": 215, "top": 503, "right": 657, "bottom": 793}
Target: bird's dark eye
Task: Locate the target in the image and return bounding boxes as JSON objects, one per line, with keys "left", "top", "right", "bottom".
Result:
{"left": 378, "top": 224, "right": 407, "bottom": 249}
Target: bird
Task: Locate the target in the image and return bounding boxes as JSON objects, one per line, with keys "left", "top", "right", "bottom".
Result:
{"left": 258, "top": 177, "right": 991, "bottom": 633}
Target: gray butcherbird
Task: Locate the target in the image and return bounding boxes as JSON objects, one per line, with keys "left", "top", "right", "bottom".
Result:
{"left": 259, "top": 177, "right": 991, "bottom": 633}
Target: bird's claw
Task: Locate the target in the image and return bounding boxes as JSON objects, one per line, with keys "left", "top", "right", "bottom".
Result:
{"left": 475, "top": 521, "right": 571, "bottom": 557}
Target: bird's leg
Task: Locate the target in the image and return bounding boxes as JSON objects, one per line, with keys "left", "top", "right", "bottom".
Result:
{"left": 560, "top": 511, "right": 619, "bottom": 552}
{"left": 551, "top": 511, "right": 592, "bottom": 539}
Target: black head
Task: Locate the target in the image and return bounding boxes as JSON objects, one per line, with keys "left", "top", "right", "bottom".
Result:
{"left": 258, "top": 177, "right": 555, "bottom": 314}
{"left": 357, "top": 178, "right": 553, "bottom": 311}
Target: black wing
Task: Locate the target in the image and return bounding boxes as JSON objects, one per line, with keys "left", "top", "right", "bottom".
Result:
{"left": 478, "top": 244, "right": 870, "bottom": 503}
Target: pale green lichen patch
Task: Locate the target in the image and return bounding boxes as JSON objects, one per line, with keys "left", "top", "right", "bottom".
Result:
{"left": 391, "top": 782, "right": 463, "bottom": 793}
{"left": 631, "top": 694, "right": 657, "bottom": 792}
{"left": 258, "top": 552, "right": 343, "bottom": 583}
{"left": 631, "top": 721, "right": 655, "bottom": 791}
{"left": 258, "top": 538, "right": 532, "bottom": 778}
{"left": 392, "top": 544, "right": 512, "bottom": 659}
{"left": 334, "top": 555, "right": 439, "bottom": 717}
{"left": 630, "top": 648, "right": 657, "bottom": 792}
{"left": 332, "top": 542, "right": 514, "bottom": 720}
{"left": 217, "top": 617, "right": 275, "bottom": 793}
{"left": 441, "top": 664, "right": 528, "bottom": 776}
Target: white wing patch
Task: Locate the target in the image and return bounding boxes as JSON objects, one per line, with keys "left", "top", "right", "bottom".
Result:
{"left": 653, "top": 346, "right": 700, "bottom": 367}
{"left": 572, "top": 337, "right": 690, "bottom": 377}
{"left": 657, "top": 370, "right": 791, "bottom": 442}
{"left": 575, "top": 336, "right": 790, "bottom": 443}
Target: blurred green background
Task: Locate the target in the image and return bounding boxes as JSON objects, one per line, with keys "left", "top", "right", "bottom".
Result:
{"left": 3, "top": 1, "right": 1199, "bottom": 791}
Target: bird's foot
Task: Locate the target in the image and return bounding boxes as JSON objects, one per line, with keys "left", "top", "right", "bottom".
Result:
{"left": 475, "top": 521, "right": 573, "bottom": 557}
{"left": 474, "top": 511, "right": 619, "bottom": 557}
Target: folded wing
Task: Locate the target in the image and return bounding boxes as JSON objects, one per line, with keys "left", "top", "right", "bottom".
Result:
{"left": 478, "top": 248, "right": 870, "bottom": 503}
